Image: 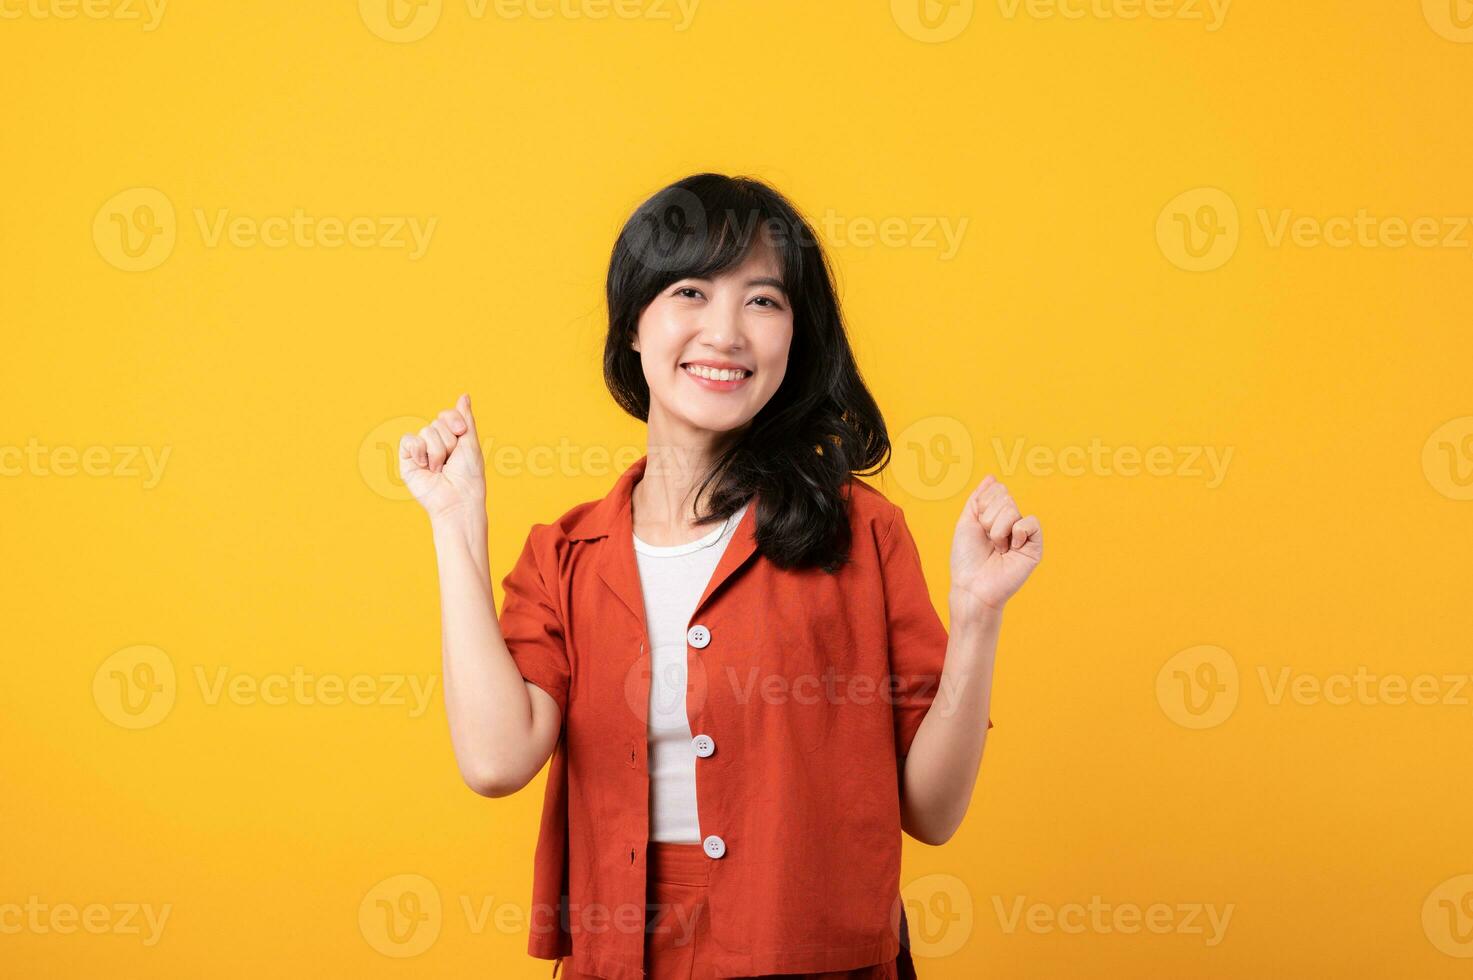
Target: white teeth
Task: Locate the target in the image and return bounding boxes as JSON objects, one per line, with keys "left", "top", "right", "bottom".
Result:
{"left": 684, "top": 364, "right": 749, "bottom": 382}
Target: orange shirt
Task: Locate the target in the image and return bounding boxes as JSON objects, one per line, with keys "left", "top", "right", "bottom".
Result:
{"left": 499, "top": 455, "right": 991, "bottom": 980}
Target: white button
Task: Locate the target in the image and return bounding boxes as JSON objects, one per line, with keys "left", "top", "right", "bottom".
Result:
{"left": 687, "top": 625, "right": 711, "bottom": 649}
{"left": 692, "top": 734, "right": 715, "bottom": 758}
{"left": 702, "top": 834, "right": 726, "bottom": 859}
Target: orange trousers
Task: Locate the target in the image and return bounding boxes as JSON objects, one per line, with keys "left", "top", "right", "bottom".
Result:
{"left": 557, "top": 841, "right": 902, "bottom": 980}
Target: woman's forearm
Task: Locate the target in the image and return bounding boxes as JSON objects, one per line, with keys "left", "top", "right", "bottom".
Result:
{"left": 898, "top": 601, "right": 1000, "bottom": 845}
{"left": 431, "top": 513, "right": 556, "bottom": 797}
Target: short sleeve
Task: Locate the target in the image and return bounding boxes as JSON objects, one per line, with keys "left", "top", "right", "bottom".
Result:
{"left": 498, "top": 526, "right": 571, "bottom": 718}
{"left": 879, "top": 506, "right": 992, "bottom": 762}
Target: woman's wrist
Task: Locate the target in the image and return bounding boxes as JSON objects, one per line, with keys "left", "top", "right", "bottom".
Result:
{"left": 431, "top": 506, "right": 488, "bottom": 550}
{"left": 949, "top": 590, "right": 1006, "bottom": 631}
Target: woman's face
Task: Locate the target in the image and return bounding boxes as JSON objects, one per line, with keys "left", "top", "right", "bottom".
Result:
{"left": 632, "top": 242, "right": 793, "bottom": 445}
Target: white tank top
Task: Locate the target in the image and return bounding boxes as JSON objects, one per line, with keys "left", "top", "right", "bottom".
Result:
{"left": 632, "top": 499, "right": 750, "bottom": 843}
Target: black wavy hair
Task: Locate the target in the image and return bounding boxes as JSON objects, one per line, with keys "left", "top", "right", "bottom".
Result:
{"left": 603, "top": 173, "right": 891, "bottom": 572}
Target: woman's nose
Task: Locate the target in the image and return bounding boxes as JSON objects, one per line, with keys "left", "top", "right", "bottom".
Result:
{"left": 697, "top": 300, "right": 744, "bottom": 350}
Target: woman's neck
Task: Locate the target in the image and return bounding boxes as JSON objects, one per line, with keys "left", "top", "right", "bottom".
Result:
{"left": 632, "top": 442, "right": 725, "bottom": 547}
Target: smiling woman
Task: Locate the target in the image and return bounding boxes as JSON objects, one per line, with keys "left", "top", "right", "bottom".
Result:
{"left": 634, "top": 250, "right": 782, "bottom": 408}
{"left": 604, "top": 173, "right": 892, "bottom": 571}
{"left": 396, "top": 173, "right": 1035, "bottom": 980}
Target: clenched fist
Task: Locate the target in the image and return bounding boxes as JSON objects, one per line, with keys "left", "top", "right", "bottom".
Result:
{"left": 949, "top": 475, "right": 1042, "bottom": 619}
{"left": 399, "top": 393, "right": 486, "bottom": 524}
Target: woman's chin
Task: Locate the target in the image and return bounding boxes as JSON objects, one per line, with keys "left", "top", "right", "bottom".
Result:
{"left": 673, "top": 409, "right": 754, "bottom": 439}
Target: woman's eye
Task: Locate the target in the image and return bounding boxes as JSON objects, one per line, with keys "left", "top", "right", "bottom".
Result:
{"left": 674, "top": 287, "right": 703, "bottom": 299}
{"left": 750, "top": 296, "right": 783, "bottom": 309}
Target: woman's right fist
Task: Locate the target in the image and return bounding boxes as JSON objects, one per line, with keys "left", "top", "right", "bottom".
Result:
{"left": 399, "top": 393, "right": 486, "bottom": 524}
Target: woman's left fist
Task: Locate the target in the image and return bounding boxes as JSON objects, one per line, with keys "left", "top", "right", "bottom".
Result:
{"left": 949, "top": 476, "right": 1042, "bottom": 618}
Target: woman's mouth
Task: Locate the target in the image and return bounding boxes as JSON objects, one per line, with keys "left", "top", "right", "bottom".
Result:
{"left": 681, "top": 362, "right": 753, "bottom": 391}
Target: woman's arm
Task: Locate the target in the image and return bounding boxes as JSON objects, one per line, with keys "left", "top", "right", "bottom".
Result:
{"left": 400, "top": 394, "right": 561, "bottom": 798}
{"left": 899, "top": 477, "right": 1042, "bottom": 845}
{"left": 431, "top": 511, "right": 562, "bottom": 797}
{"left": 899, "top": 607, "right": 999, "bottom": 846}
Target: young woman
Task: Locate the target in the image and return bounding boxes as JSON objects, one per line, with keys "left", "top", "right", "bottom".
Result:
{"left": 398, "top": 174, "right": 1042, "bottom": 980}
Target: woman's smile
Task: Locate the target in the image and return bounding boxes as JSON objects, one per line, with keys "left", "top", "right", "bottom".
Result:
{"left": 680, "top": 359, "right": 754, "bottom": 391}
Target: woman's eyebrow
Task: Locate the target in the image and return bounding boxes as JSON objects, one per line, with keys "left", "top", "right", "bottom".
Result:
{"left": 745, "top": 276, "right": 787, "bottom": 293}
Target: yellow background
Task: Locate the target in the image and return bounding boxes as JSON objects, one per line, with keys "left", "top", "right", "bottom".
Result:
{"left": 3, "top": 1, "right": 1471, "bottom": 976}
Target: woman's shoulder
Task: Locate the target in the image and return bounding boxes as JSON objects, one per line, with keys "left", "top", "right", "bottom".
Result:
{"left": 521, "top": 496, "right": 605, "bottom": 549}
{"left": 844, "top": 474, "right": 906, "bottom": 541}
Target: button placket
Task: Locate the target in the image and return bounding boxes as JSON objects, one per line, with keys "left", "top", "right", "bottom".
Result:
{"left": 686, "top": 625, "right": 721, "bottom": 859}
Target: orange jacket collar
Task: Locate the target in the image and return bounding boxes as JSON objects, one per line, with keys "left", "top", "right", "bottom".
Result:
{"left": 572, "top": 453, "right": 762, "bottom": 634}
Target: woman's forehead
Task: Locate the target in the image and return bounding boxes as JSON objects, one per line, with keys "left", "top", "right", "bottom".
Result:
{"left": 730, "top": 240, "right": 782, "bottom": 277}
